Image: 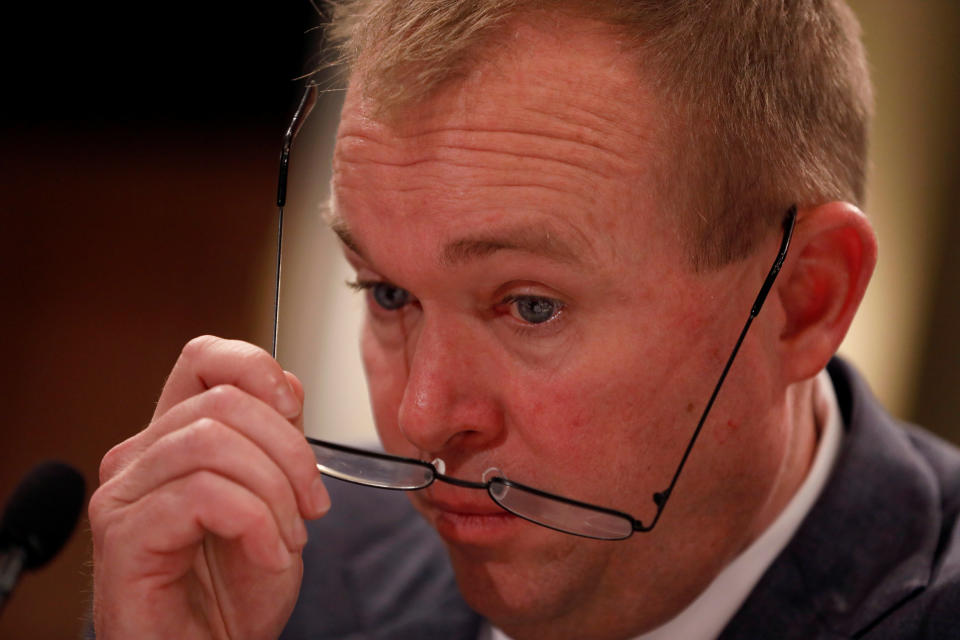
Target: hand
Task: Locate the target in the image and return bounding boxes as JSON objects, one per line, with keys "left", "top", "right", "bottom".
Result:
{"left": 89, "top": 336, "right": 330, "bottom": 639}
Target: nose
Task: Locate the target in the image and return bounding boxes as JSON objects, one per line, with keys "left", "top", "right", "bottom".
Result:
{"left": 397, "top": 315, "right": 505, "bottom": 456}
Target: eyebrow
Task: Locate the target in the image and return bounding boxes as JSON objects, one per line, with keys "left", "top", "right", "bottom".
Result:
{"left": 439, "top": 227, "right": 585, "bottom": 266}
{"left": 329, "top": 216, "right": 363, "bottom": 256}
{"left": 327, "top": 210, "right": 588, "bottom": 267}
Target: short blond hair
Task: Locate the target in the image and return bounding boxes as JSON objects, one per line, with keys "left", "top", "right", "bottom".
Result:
{"left": 324, "top": 0, "right": 873, "bottom": 268}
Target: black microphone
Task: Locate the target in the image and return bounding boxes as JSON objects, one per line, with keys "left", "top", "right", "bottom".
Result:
{"left": 0, "top": 461, "right": 86, "bottom": 613}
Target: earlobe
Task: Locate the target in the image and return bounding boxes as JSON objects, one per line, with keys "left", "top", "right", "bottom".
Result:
{"left": 777, "top": 202, "right": 877, "bottom": 382}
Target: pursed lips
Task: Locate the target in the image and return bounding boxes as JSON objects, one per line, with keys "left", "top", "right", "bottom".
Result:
{"left": 416, "top": 484, "right": 510, "bottom": 517}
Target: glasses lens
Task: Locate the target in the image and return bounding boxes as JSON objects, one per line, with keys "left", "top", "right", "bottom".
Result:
{"left": 309, "top": 441, "right": 434, "bottom": 490}
{"left": 489, "top": 481, "right": 633, "bottom": 540}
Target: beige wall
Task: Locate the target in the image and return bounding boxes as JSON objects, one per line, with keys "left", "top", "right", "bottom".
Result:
{"left": 841, "top": 0, "right": 960, "bottom": 424}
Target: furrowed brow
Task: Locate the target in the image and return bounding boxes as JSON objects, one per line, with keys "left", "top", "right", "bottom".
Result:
{"left": 441, "top": 227, "right": 585, "bottom": 267}
{"left": 325, "top": 203, "right": 589, "bottom": 267}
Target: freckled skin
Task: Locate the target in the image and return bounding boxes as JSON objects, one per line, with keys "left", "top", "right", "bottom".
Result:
{"left": 331, "top": 14, "right": 817, "bottom": 640}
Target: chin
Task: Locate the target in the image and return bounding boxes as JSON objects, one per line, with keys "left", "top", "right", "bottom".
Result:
{"left": 442, "top": 528, "right": 610, "bottom": 635}
{"left": 449, "top": 550, "right": 565, "bottom": 625}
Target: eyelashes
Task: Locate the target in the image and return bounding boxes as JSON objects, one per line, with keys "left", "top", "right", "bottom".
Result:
{"left": 346, "top": 279, "right": 413, "bottom": 311}
{"left": 498, "top": 294, "right": 565, "bottom": 326}
{"left": 346, "top": 279, "right": 567, "bottom": 330}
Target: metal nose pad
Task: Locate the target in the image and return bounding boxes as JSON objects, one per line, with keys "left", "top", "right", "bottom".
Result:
{"left": 482, "top": 466, "right": 504, "bottom": 483}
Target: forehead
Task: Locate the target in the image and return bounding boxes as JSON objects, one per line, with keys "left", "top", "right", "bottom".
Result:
{"left": 338, "top": 12, "right": 662, "bottom": 151}
{"left": 330, "top": 13, "right": 680, "bottom": 267}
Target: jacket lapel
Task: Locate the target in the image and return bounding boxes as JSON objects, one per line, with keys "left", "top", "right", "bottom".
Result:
{"left": 720, "top": 359, "right": 940, "bottom": 638}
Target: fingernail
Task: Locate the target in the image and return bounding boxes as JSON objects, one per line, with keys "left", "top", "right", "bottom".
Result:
{"left": 274, "top": 381, "right": 301, "bottom": 419}
{"left": 292, "top": 515, "right": 308, "bottom": 549}
{"left": 312, "top": 473, "right": 330, "bottom": 516}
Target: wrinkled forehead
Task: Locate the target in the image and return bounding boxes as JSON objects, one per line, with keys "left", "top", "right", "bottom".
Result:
{"left": 326, "top": 12, "right": 687, "bottom": 271}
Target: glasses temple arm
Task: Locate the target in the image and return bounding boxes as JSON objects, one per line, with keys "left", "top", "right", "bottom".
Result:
{"left": 750, "top": 205, "right": 797, "bottom": 318}
{"left": 638, "top": 205, "right": 798, "bottom": 533}
{"left": 272, "top": 83, "right": 319, "bottom": 358}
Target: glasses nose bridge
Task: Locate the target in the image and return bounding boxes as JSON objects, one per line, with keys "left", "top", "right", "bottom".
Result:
{"left": 396, "top": 313, "right": 504, "bottom": 453}
{"left": 431, "top": 471, "right": 489, "bottom": 491}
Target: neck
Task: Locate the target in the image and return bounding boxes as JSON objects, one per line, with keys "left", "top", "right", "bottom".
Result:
{"left": 743, "top": 377, "right": 820, "bottom": 552}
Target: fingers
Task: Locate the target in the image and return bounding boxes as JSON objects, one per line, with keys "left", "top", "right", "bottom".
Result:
{"left": 95, "top": 471, "right": 293, "bottom": 577}
{"left": 96, "top": 335, "right": 327, "bottom": 563}
{"left": 109, "top": 418, "right": 308, "bottom": 552}
{"left": 156, "top": 335, "right": 301, "bottom": 422}
{"left": 100, "top": 336, "right": 303, "bottom": 483}
{"left": 107, "top": 382, "right": 328, "bottom": 519}
{"left": 280, "top": 371, "right": 330, "bottom": 514}
{"left": 90, "top": 336, "right": 319, "bottom": 638}
{"left": 90, "top": 467, "right": 304, "bottom": 638}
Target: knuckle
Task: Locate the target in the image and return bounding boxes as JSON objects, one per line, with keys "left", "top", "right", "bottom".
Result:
{"left": 222, "top": 337, "right": 268, "bottom": 364}
{"left": 98, "top": 450, "right": 119, "bottom": 485}
{"left": 87, "top": 487, "right": 110, "bottom": 529}
{"left": 245, "top": 500, "right": 273, "bottom": 531}
{"left": 238, "top": 347, "right": 284, "bottom": 383}
{"left": 99, "top": 438, "right": 135, "bottom": 483}
{"left": 187, "top": 471, "right": 261, "bottom": 524}
{"left": 182, "top": 418, "right": 291, "bottom": 502}
{"left": 181, "top": 334, "right": 220, "bottom": 360}
{"left": 226, "top": 339, "right": 280, "bottom": 373}
{"left": 184, "top": 417, "right": 230, "bottom": 448}
{"left": 204, "top": 383, "right": 247, "bottom": 415}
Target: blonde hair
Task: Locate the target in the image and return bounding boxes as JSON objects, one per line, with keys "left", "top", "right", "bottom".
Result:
{"left": 324, "top": 0, "right": 873, "bottom": 268}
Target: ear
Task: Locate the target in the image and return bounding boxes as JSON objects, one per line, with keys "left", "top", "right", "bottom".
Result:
{"left": 776, "top": 202, "right": 877, "bottom": 382}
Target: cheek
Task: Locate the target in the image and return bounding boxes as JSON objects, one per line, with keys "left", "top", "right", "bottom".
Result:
{"left": 505, "top": 349, "right": 687, "bottom": 507}
{"left": 502, "top": 298, "right": 735, "bottom": 512}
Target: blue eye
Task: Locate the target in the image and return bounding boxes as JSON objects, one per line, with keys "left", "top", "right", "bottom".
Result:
{"left": 511, "top": 296, "right": 563, "bottom": 324}
{"left": 371, "top": 282, "right": 411, "bottom": 310}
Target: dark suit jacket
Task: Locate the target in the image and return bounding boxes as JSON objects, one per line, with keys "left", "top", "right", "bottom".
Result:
{"left": 283, "top": 360, "right": 960, "bottom": 639}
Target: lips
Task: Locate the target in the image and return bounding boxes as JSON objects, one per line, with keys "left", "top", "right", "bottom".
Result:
{"left": 415, "top": 486, "right": 521, "bottom": 544}
{"left": 418, "top": 483, "right": 507, "bottom": 516}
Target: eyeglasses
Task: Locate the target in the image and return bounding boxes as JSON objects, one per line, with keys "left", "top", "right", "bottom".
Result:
{"left": 272, "top": 83, "right": 798, "bottom": 540}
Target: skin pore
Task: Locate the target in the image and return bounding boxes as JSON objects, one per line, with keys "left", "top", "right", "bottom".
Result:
{"left": 329, "top": 13, "right": 818, "bottom": 640}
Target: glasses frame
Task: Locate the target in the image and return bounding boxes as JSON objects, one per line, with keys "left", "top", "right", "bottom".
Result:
{"left": 273, "top": 82, "right": 798, "bottom": 540}
{"left": 305, "top": 436, "right": 648, "bottom": 539}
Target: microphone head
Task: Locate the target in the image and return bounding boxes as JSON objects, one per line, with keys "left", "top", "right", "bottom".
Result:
{"left": 0, "top": 461, "right": 86, "bottom": 570}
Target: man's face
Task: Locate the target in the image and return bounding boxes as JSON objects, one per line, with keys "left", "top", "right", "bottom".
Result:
{"left": 330, "top": 14, "right": 794, "bottom": 638}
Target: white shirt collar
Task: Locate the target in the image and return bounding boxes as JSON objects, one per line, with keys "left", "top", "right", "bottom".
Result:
{"left": 483, "top": 369, "right": 844, "bottom": 640}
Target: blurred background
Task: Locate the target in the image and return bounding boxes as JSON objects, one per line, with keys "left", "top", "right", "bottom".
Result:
{"left": 1, "top": 1, "right": 957, "bottom": 637}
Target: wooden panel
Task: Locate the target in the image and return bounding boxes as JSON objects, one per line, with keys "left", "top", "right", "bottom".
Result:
{"left": 0, "top": 128, "right": 277, "bottom": 638}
